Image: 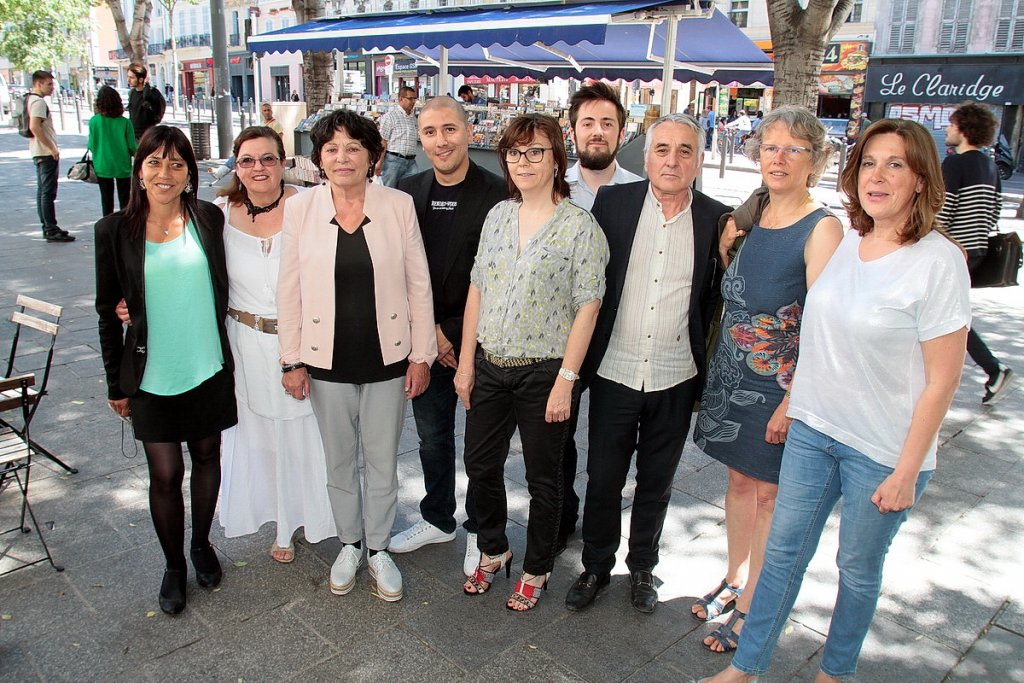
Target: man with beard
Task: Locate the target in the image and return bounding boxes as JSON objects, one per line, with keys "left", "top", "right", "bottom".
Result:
{"left": 390, "top": 97, "right": 509, "bottom": 576}
{"left": 565, "top": 82, "right": 642, "bottom": 212}
{"left": 558, "top": 81, "right": 642, "bottom": 554}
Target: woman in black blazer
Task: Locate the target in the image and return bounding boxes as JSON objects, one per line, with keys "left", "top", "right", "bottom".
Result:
{"left": 95, "top": 126, "right": 236, "bottom": 616}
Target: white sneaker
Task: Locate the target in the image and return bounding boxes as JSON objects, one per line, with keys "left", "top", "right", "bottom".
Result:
{"left": 463, "top": 532, "right": 479, "bottom": 578}
{"left": 389, "top": 519, "right": 456, "bottom": 553}
{"left": 329, "top": 545, "right": 362, "bottom": 595}
{"left": 368, "top": 551, "right": 403, "bottom": 602}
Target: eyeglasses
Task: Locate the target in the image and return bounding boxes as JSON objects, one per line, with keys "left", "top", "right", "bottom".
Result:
{"left": 504, "top": 147, "right": 552, "bottom": 163}
{"left": 401, "top": 95, "right": 418, "bottom": 102}
{"left": 758, "top": 144, "right": 812, "bottom": 159}
{"left": 236, "top": 154, "right": 281, "bottom": 169}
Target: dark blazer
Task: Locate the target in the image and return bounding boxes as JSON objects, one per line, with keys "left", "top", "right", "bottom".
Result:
{"left": 582, "top": 180, "right": 730, "bottom": 394}
{"left": 398, "top": 161, "right": 508, "bottom": 356}
{"left": 94, "top": 200, "right": 232, "bottom": 400}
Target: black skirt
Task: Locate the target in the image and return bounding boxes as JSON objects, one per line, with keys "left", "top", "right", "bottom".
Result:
{"left": 130, "top": 367, "right": 237, "bottom": 442}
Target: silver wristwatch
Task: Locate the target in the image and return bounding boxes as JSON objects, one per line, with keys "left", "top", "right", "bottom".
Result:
{"left": 558, "top": 367, "right": 580, "bottom": 382}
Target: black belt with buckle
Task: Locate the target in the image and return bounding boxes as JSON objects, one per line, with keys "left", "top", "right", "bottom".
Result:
{"left": 387, "top": 151, "right": 416, "bottom": 160}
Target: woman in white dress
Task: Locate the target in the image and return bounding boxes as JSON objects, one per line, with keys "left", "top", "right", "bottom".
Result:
{"left": 217, "top": 126, "right": 336, "bottom": 562}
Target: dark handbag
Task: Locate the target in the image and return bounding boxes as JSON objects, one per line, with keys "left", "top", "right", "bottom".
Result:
{"left": 972, "top": 232, "right": 1022, "bottom": 288}
{"left": 67, "top": 151, "right": 99, "bottom": 184}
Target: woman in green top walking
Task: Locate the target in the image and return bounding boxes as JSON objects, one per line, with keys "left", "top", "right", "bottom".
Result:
{"left": 88, "top": 85, "right": 137, "bottom": 216}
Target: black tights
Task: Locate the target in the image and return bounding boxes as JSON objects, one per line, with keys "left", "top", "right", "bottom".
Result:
{"left": 143, "top": 434, "right": 222, "bottom": 570}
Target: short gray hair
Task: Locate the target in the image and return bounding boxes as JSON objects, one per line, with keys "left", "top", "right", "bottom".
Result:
{"left": 746, "top": 105, "right": 833, "bottom": 187}
{"left": 419, "top": 95, "right": 470, "bottom": 123}
{"left": 645, "top": 113, "right": 706, "bottom": 156}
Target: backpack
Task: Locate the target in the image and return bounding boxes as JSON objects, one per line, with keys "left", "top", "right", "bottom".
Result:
{"left": 16, "top": 93, "right": 46, "bottom": 138}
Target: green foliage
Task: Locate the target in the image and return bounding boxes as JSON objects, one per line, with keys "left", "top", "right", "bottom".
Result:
{"left": 0, "top": 0, "right": 91, "bottom": 70}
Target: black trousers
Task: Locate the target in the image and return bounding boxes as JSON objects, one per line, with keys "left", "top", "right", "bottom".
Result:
{"left": 581, "top": 374, "right": 698, "bottom": 576}
{"left": 463, "top": 354, "right": 579, "bottom": 575}
{"left": 98, "top": 177, "right": 131, "bottom": 217}
{"left": 558, "top": 387, "right": 587, "bottom": 543}
{"left": 966, "top": 254, "right": 1000, "bottom": 378}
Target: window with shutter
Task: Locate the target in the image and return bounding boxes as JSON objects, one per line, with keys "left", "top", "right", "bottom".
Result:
{"left": 939, "top": 0, "right": 972, "bottom": 52}
{"left": 995, "top": 0, "right": 1024, "bottom": 50}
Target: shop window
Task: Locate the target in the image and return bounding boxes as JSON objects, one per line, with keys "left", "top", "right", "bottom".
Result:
{"left": 846, "top": 0, "right": 863, "bottom": 22}
{"left": 729, "top": 0, "right": 748, "bottom": 28}
{"left": 938, "top": 0, "right": 972, "bottom": 52}
{"left": 996, "top": 0, "right": 1024, "bottom": 51}
{"left": 887, "top": 0, "right": 918, "bottom": 53}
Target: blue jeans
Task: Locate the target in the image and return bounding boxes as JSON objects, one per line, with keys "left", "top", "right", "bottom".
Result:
{"left": 379, "top": 153, "right": 417, "bottom": 188}
{"left": 731, "top": 420, "right": 932, "bottom": 679}
{"left": 411, "top": 363, "right": 477, "bottom": 534}
{"left": 34, "top": 156, "right": 60, "bottom": 234}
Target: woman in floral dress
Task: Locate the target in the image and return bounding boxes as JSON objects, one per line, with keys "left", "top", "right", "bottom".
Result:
{"left": 692, "top": 106, "right": 843, "bottom": 652}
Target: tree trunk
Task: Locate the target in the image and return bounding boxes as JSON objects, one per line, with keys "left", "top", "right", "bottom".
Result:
{"left": 766, "top": 0, "right": 855, "bottom": 110}
{"left": 105, "top": 0, "right": 153, "bottom": 65}
{"left": 292, "top": 0, "right": 332, "bottom": 113}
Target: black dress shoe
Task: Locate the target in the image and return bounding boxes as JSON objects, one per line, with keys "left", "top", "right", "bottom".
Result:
{"left": 629, "top": 570, "right": 658, "bottom": 614}
{"left": 190, "top": 545, "right": 223, "bottom": 588}
{"left": 565, "top": 571, "right": 610, "bottom": 611}
{"left": 159, "top": 569, "right": 186, "bottom": 615}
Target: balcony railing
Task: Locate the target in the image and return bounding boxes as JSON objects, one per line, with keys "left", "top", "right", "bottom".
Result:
{"left": 107, "top": 34, "right": 212, "bottom": 61}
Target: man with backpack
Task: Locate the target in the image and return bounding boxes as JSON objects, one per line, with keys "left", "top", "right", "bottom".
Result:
{"left": 22, "top": 70, "right": 74, "bottom": 242}
{"left": 126, "top": 64, "right": 166, "bottom": 141}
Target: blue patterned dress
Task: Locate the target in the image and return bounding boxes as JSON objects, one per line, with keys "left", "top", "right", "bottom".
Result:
{"left": 693, "top": 207, "right": 830, "bottom": 483}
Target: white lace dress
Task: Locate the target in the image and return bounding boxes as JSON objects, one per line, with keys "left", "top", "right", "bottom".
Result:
{"left": 217, "top": 195, "right": 336, "bottom": 547}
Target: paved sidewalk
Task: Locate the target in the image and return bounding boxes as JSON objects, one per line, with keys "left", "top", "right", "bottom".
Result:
{"left": 0, "top": 124, "right": 1022, "bottom": 682}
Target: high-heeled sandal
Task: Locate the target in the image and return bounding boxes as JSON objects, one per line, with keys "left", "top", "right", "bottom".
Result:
{"left": 692, "top": 578, "right": 743, "bottom": 621}
{"left": 190, "top": 544, "right": 223, "bottom": 588}
{"left": 505, "top": 573, "right": 549, "bottom": 612}
{"left": 463, "top": 550, "right": 513, "bottom": 595}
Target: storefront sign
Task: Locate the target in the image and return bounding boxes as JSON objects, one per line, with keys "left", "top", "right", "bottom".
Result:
{"left": 821, "top": 42, "right": 870, "bottom": 73}
{"left": 819, "top": 74, "right": 855, "bottom": 95}
{"left": 464, "top": 75, "right": 538, "bottom": 85}
{"left": 867, "top": 63, "right": 1024, "bottom": 104}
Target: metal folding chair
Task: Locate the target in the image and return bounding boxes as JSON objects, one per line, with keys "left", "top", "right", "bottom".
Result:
{"left": 1, "top": 295, "right": 77, "bottom": 474}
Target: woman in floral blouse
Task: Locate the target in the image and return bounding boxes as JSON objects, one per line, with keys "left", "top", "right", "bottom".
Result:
{"left": 454, "top": 113, "right": 609, "bottom": 612}
{"left": 691, "top": 106, "right": 842, "bottom": 652}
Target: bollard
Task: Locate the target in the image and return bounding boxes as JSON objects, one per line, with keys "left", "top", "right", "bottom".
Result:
{"left": 719, "top": 137, "right": 727, "bottom": 178}
{"left": 74, "top": 95, "right": 82, "bottom": 134}
{"left": 55, "top": 95, "right": 65, "bottom": 131}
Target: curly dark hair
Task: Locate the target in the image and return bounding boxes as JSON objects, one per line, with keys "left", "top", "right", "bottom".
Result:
{"left": 949, "top": 102, "right": 998, "bottom": 147}
{"left": 840, "top": 118, "right": 944, "bottom": 244}
{"left": 310, "top": 109, "right": 383, "bottom": 180}
{"left": 95, "top": 85, "right": 124, "bottom": 118}
{"left": 497, "top": 113, "right": 571, "bottom": 203}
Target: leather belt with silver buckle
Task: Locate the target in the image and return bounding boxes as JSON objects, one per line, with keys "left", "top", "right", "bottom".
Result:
{"left": 227, "top": 307, "right": 278, "bottom": 334}
{"left": 387, "top": 151, "right": 416, "bottom": 160}
{"left": 481, "top": 348, "right": 547, "bottom": 368}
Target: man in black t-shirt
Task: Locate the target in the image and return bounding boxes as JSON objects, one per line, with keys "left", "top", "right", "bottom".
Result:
{"left": 391, "top": 97, "right": 508, "bottom": 575}
{"left": 939, "top": 103, "right": 1014, "bottom": 404}
{"left": 126, "top": 64, "right": 166, "bottom": 141}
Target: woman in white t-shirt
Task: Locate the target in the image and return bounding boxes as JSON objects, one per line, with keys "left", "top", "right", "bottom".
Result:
{"left": 703, "top": 119, "right": 971, "bottom": 683}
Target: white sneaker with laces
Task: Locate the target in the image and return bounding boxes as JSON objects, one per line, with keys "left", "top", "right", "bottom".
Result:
{"left": 463, "top": 532, "right": 479, "bottom": 578}
{"left": 389, "top": 519, "right": 456, "bottom": 553}
{"left": 368, "top": 551, "right": 403, "bottom": 602}
{"left": 329, "top": 544, "right": 362, "bottom": 595}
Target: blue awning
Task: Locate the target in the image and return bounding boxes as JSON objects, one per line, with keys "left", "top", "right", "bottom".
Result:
{"left": 248, "top": 0, "right": 711, "bottom": 55}
{"left": 413, "top": 10, "right": 772, "bottom": 85}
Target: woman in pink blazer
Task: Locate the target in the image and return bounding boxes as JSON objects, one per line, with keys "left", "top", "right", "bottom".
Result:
{"left": 278, "top": 109, "right": 436, "bottom": 603}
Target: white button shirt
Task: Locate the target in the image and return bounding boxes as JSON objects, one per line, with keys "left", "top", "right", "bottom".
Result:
{"left": 597, "top": 187, "right": 696, "bottom": 392}
{"left": 566, "top": 161, "right": 643, "bottom": 212}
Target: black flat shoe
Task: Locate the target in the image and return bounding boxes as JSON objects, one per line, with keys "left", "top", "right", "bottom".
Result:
{"left": 629, "top": 570, "right": 658, "bottom": 614}
{"left": 565, "top": 571, "right": 610, "bottom": 612}
{"left": 190, "top": 545, "right": 223, "bottom": 588}
{"left": 159, "top": 569, "right": 186, "bottom": 615}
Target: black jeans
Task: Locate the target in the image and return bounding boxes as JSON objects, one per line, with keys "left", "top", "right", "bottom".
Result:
{"left": 966, "top": 254, "right": 1000, "bottom": 378}
{"left": 98, "top": 176, "right": 131, "bottom": 216}
{"left": 558, "top": 389, "right": 587, "bottom": 543}
{"left": 411, "top": 363, "right": 477, "bottom": 534}
{"left": 34, "top": 156, "right": 59, "bottom": 234}
{"left": 463, "top": 353, "right": 578, "bottom": 575}
{"left": 581, "top": 375, "right": 698, "bottom": 576}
